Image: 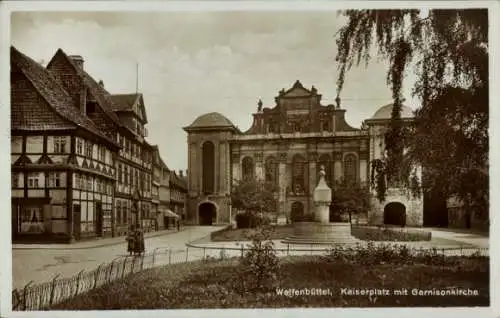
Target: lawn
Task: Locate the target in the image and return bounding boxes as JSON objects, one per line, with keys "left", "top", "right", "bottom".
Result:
{"left": 211, "top": 224, "right": 295, "bottom": 242}
{"left": 50, "top": 255, "right": 489, "bottom": 309}
{"left": 351, "top": 225, "right": 432, "bottom": 242}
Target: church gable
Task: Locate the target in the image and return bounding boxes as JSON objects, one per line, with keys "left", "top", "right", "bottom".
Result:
{"left": 280, "top": 80, "right": 314, "bottom": 98}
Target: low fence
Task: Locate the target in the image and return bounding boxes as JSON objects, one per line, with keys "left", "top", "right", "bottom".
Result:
{"left": 12, "top": 243, "right": 489, "bottom": 311}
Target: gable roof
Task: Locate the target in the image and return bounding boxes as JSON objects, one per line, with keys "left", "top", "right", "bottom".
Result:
{"left": 110, "top": 93, "right": 148, "bottom": 123}
{"left": 280, "top": 80, "right": 315, "bottom": 98}
{"left": 11, "top": 46, "right": 118, "bottom": 146}
{"left": 47, "top": 49, "right": 122, "bottom": 127}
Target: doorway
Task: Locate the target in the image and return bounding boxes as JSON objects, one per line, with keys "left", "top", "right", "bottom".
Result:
{"left": 199, "top": 202, "right": 216, "bottom": 225}
{"left": 95, "top": 202, "right": 103, "bottom": 236}
{"left": 290, "top": 201, "right": 304, "bottom": 222}
{"left": 383, "top": 202, "right": 406, "bottom": 226}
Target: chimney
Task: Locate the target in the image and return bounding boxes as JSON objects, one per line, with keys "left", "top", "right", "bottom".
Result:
{"left": 179, "top": 170, "right": 184, "bottom": 178}
{"left": 69, "top": 55, "right": 84, "bottom": 69}
{"left": 98, "top": 80, "right": 104, "bottom": 88}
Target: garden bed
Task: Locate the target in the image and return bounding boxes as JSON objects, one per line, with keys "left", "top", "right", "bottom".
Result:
{"left": 211, "top": 224, "right": 295, "bottom": 242}
{"left": 50, "top": 253, "right": 489, "bottom": 309}
{"left": 351, "top": 225, "right": 432, "bottom": 241}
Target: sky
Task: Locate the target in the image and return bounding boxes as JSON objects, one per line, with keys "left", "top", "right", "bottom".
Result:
{"left": 11, "top": 11, "right": 419, "bottom": 172}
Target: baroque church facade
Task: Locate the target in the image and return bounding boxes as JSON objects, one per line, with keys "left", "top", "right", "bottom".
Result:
{"left": 184, "top": 80, "right": 423, "bottom": 226}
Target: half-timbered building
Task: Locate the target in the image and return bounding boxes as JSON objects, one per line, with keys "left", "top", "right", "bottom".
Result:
{"left": 11, "top": 47, "right": 120, "bottom": 242}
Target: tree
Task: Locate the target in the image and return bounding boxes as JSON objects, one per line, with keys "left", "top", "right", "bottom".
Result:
{"left": 231, "top": 178, "right": 278, "bottom": 227}
{"left": 331, "top": 183, "right": 371, "bottom": 222}
{"left": 335, "top": 9, "right": 488, "bottom": 216}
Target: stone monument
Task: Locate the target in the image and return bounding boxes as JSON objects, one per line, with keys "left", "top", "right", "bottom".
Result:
{"left": 313, "top": 166, "right": 331, "bottom": 223}
{"left": 282, "top": 166, "right": 358, "bottom": 245}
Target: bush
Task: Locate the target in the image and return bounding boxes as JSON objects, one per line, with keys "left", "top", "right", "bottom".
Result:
{"left": 235, "top": 212, "right": 272, "bottom": 229}
{"left": 237, "top": 226, "right": 279, "bottom": 292}
{"left": 324, "top": 242, "right": 486, "bottom": 267}
{"left": 351, "top": 225, "right": 432, "bottom": 241}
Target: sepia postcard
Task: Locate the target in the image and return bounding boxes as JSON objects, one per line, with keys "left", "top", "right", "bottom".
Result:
{"left": 1, "top": 1, "right": 499, "bottom": 318}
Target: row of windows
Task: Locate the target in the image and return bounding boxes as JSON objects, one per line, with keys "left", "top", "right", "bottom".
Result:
{"left": 117, "top": 163, "right": 152, "bottom": 192}
{"left": 73, "top": 173, "right": 113, "bottom": 194}
{"left": 14, "top": 136, "right": 109, "bottom": 162}
{"left": 76, "top": 138, "right": 108, "bottom": 163}
{"left": 241, "top": 154, "right": 358, "bottom": 193}
{"left": 115, "top": 200, "right": 131, "bottom": 225}
{"left": 12, "top": 172, "right": 65, "bottom": 188}
{"left": 117, "top": 133, "right": 151, "bottom": 164}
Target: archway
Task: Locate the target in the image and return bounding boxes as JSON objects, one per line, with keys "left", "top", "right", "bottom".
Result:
{"left": 290, "top": 201, "right": 304, "bottom": 222}
{"left": 383, "top": 202, "right": 406, "bottom": 226}
{"left": 199, "top": 202, "right": 216, "bottom": 225}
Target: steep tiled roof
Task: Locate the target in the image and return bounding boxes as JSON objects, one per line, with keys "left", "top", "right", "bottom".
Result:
{"left": 109, "top": 93, "right": 139, "bottom": 112}
{"left": 52, "top": 49, "right": 122, "bottom": 126}
{"left": 11, "top": 46, "right": 118, "bottom": 146}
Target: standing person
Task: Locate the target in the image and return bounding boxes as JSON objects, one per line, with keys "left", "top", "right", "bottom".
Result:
{"left": 126, "top": 225, "right": 135, "bottom": 256}
{"left": 177, "top": 218, "right": 180, "bottom": 231}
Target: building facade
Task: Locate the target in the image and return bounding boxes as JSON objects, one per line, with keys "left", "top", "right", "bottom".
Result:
{"left": 169, "top": 171, "right": 188, "bottom": 220}
{"left": 109, "top": 93, "right": 154, "bottom": 235}
{"left": 11, "top": 46, "right": 185, "bottom": 243}
{"left": 184, "top": 80, "right": 423, "bottom": 226}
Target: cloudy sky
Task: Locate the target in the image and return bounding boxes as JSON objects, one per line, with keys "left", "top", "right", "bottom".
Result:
{"left": 11, "top": 11, "right": 418, "bottom": 171}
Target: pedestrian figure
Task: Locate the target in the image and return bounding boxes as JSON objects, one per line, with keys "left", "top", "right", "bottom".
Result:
{"left": 176, "top": 219, "right": 180, "bottom": 231}
{"left": 133, "top": 228, "right": 145, "bottom": 256}
{"left": 126, "top": 225, "right": 135, "bottom": 256}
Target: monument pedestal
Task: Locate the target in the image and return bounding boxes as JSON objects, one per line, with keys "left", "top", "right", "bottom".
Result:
{"left": 282, "top": 166, "right": 359, "bottom": 245}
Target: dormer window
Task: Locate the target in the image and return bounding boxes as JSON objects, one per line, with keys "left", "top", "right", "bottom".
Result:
{"left": 86, "top": 102, "right": 96, "bottom": 115}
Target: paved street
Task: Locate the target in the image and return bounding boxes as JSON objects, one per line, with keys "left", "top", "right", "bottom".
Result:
{"left": 12, "top": 225, "right": 489, "bottom": 291}
{"left": 12, "top": 226, "right": 223, "bottom": 290}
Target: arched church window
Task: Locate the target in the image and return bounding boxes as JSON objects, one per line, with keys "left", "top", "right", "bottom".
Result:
{"left": 265, "top": 156, "right": 278, "bottom": 185}
{"left": 242, "top": 156, "right": 254, "bottom": 181}
{"left": 202, "top": 141, "right": 215, "bottom": 194}
{"left": 343, "top": 154, "right": 357, "bottom": 185}
{"left": 292, "top": 154, "right": 307, "bottom": 194}
{"left": 317, "top": 154, "right": 332, "bottom": 187}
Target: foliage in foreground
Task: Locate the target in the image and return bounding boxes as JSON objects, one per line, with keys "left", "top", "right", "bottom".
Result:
{"left": 50, "top": 244, "right": 489, "bottom": 309}
{"left": 336, "top": 9, "right": 488, "bottom": 216}
{"left": 350, "top": 225, "right": 432, "bottom": 242}
{"left": 237, "top": 226, "right": 280, "bottom": 292}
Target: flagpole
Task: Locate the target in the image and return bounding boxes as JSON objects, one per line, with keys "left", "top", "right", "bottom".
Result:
{"left": 135, "top": 63, "right": 139, "bottom": 93}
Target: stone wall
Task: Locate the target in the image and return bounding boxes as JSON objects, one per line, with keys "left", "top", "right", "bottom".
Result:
{"left": 368, "top": 188, "right": 424, "bottom": 226}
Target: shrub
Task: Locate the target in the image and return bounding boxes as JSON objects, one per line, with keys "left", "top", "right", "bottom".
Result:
{"left": 237, "top": 226, "right": 279, "bottom": 292}
{"left": 351, "top": 225, "right": 431, "bottom": 241}
{"left": 324, "top": 243, "right": 486, "bottom": 267}
{"left": 236, "top": 212, "right": 272, "bottom": 229}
